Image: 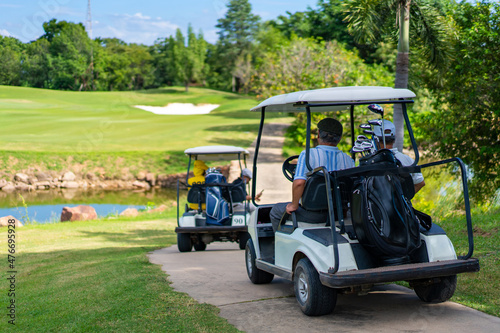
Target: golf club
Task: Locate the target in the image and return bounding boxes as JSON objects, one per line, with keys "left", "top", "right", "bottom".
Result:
{"left": 368, "top": 104, "right": 386, "bottom": 148}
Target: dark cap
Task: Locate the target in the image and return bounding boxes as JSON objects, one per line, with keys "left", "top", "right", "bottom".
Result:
{"left": 317, "top": 118, "right": 343, "bottom": 136}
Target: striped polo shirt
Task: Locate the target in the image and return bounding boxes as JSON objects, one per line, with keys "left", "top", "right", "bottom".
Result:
{"left": 294, "top": 145, "right": 355, "bottom": 181}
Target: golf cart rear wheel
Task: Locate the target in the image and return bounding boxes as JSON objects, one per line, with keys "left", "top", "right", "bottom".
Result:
{"left": 294, "top": 258, "right": 336, "bottom": 316}
{"left": 413, "top": 275, "right": 457, "bottom": 303}
{"left": 245, "top": 239, "right": 274, "bottom": 284}
{"left": 177, "top": 233, "right": 192, "bottom": 252}
{"left": 194, "top": 241, "right": 206, "bottom": 251}
{"left": 239, "top": 232, "right": 250, "bottom": 250}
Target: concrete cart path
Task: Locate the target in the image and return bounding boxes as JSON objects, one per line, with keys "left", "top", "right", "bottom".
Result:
{"left": 149, "top": 243, "right": 500, "bottom": 333}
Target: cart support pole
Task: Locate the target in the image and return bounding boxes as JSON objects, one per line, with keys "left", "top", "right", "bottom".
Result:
{"left": 252, "top": 108, "right": 265, "bottom": 207}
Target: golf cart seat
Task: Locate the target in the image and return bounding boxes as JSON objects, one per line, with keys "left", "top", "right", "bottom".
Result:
{"left": 300, "top": 172, "right": 353, "bottom": 222}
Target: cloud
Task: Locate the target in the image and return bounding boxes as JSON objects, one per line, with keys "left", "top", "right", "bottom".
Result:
{"left": 95, "top": 12, "right": 179, "bottom": 45}
{"left": 0, "top": 29, "right": 14, "bottom": 37}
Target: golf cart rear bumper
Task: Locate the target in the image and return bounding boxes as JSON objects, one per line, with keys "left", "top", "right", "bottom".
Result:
{"left": 175, "top": 226, "right": 247, "bottom": 234}
{"left": 320, "top": 258, "right": 480, "bottom": 288}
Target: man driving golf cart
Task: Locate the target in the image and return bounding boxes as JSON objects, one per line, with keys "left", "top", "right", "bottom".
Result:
{"left": 270, "top": 118, "right": 354, "bottom": 232}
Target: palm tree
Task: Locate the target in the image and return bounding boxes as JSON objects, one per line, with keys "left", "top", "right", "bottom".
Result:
{"left": 344, "top": 0, "right": 451, "bottom": 151}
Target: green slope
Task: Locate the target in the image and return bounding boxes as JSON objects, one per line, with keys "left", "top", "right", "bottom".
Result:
{"left": 0, "top": 86, "right": 272, "bottom": 152}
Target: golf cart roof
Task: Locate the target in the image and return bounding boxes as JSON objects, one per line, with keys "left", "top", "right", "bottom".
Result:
{"left": 184, "top": 145, "right": 250, "bottom": 161}
{"left": 250, "top": 86, "right": 416, "bottom": 113}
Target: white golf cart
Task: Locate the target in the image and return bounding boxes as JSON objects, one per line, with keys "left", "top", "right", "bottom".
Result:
{"left": 175, "top": 145, "right": 252, "bottom": 252}
{"left": 245, "top": 86, "right": 480, "bottom": 316}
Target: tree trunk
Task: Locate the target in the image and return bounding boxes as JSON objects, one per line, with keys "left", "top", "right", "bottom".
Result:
{"left": 185, "top": 81, "right": 189, "bottom": 92}
{"left": 394, "top": 0, "right": 411, "bottom": 152}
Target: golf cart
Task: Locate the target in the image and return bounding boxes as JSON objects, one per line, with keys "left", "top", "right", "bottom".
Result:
{"left": 245, "top": 86, "right": 480, "bottom": 316}
{"left": 175, "top": 145, "right": 252, "bottom": 252}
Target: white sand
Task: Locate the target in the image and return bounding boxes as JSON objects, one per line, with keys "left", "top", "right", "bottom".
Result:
{"left": 134, "top": 103, "right": 219, "bottom": 115}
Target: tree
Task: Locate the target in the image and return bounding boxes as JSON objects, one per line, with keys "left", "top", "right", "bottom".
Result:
{"left": 41, "top": 19, "right": 93, "bottom": 90}
{"left": 344, "top": 0, "right": 452, "bottom": 151}
{"left": 215, "top": 0, "right": 260, "bottom": 92}
{"left": 21, "top": 38, "right": 51, "bottom": 88}
{"left": 0, "top": 36, "right": 23, "bottom": 86}
{"left": 416, "top": 0, "right": 500, "bottom": 200}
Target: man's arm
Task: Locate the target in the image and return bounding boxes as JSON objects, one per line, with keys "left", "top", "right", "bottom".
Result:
{"left": 286, "top": 179, "right": 306, "bottom": 214}
{"left": 414, "top": 180, "right": 425, "bottom": 194}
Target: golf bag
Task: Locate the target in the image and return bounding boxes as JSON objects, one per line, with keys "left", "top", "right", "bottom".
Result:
{"left": 351, "top": 149, "right": 421, "bottom": 264}
{"left": 205, "top": 171, "right": 230, "bottom": 226}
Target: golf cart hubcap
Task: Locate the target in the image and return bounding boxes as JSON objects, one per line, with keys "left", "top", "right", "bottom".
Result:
{"left": 298, "top": 272, "right": 308, "bottom": 303}
{"left": 246, "top": 249, "right": 253, "bottom": 274}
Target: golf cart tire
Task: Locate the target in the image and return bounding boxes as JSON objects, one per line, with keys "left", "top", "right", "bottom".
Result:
{"left": 413, "top": 275, "right": 457, "bottom": 303}
{"left": 245, "top": 239, "right": 274, "bottom": 284}
{"left": 177, "top": 233, "right": 193, "bottom": 252}
{"left": 239, "top": 232, "right": 250, "bottom": 250}
{"left": 294, "top": 258, "right": 337, "bottom": 316}
{"left": 194, "top": 241, "right": 207, "bottom": 251}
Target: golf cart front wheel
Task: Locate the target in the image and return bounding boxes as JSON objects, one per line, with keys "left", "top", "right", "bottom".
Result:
{"left": 412, "top": 275, "right": 457, "bottom": 303}
{"left": 245, "top": 239, "right": 274, "bottom": 284}
{"left": 177, "top": 233, "right": 193, "bottom": 252}
{"left": 294, "top": 258, "right": 336, "bottom": 316}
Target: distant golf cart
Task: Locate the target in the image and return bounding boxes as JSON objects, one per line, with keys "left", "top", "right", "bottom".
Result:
{"left": 176, "top": 145, "right": 252, "bottom": 252}
{"left": 245, "top": 87, "right": 479, "bottom": 316}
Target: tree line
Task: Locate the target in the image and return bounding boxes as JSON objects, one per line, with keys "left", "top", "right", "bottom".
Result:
{"left": 0, "top": 0, "right": 498, "bottom": 200}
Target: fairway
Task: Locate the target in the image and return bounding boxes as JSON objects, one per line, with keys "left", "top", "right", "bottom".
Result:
{"left": 0, "top": 85, "right": 271, "bottom": 152}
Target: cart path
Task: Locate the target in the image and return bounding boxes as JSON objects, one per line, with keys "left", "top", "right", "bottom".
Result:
{"left": 148, "top": 122, "right": 500, "bottom": 331}
{"left": 246, "top": 122, "right": 292, "bottom": 204}
{"left": 149, "top": 243, "right": 500, "bottom": 333}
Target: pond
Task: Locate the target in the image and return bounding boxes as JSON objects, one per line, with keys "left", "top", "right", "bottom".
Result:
{"left": 0, "top": 188, "right": 178, "bottom": 224}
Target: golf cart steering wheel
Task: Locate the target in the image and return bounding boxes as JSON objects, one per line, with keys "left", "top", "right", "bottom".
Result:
{"left": 282, "top": 155, "right": 299, "bottom": 182}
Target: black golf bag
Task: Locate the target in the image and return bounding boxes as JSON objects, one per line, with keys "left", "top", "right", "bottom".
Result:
{"left": 351, "top": 149, "right": 421, "bottom": 265}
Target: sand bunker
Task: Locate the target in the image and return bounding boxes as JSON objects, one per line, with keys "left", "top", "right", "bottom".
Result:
{"left": 134, "top": 103, "right": 219, "bottom": 115}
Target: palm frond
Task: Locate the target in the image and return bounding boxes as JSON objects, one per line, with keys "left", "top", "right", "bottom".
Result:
{"left": 344, "top": 0, "right": 387, "bottom": 44}
{"left": 411, "top": 0, "right": 453, "bottom": 69}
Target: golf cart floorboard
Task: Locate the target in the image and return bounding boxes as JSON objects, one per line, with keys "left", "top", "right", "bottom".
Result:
{"left": 175, "top": 226, "right": 247, "bottom": 234}
{"left": 320, "top": 258, "right": 480, "bottom": 288}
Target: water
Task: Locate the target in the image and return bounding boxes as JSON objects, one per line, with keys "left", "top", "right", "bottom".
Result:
{"left": 0, "top": 188, "right": 178, "bottom": 224}
{"left": 1, "top": 204, "right": 146, "bottom": 224}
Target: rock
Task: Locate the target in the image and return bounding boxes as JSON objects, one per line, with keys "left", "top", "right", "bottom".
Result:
{"left": 14, "top": 173, "right": 29, "bottom": 184}
{"left": 132, "top": 180, "right": 151, "bottom": 190}
{"left": 0, "top": 216, "right": 23, "bottom": 227}
{"left": 15, "top": 183, "right": 31, "bottom": 191}
{"left": 35, "top": 181, "right": 51, "bottom": 190}
{"left": 136, "top": 171, "right": 147, "bottom": 181}
{"left": 1, "top": 183, "right": 15, "bottom": 192}
{"left": 86, "top": 172, "right": 97, "bottom": 181}
{"left": 148, "top": 204, "right": 168, "bottom": 213}
{"left": 0, "top": 179, "right": 8, "bottom": 189}
{"left": 62, "top": 171, "right": 76, "bottom": 182}
{"left": 35, "top": 171, "right": 51, "bottom": 182}
{"left": 60, "top": 205, "right": 97, "bottom": 222}
{"left": 120, "top": 208, "right": 139, "bottom": 217}
{"left": 28, "top": 177, "right": 38, "bottom": 185}
{"left": 146, "top": 173, "right": 156, "bottom": 186}
{"left": 61, "top": 181, "right": 79, "bottom": 189}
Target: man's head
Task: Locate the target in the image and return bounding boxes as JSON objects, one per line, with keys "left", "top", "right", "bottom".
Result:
{"left": 241, "top": 168, "right": 252, "bottom": 182}
{"left": 373, "top": 120, "right": 396, "bottom": 146}
{"left": 317, "top": 118, "right": 343, "bottom": 146}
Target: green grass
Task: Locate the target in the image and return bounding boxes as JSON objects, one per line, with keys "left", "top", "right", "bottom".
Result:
{"left": 437, "top": 210, "right": 500, "bottom": 317}
{"left": 0, "top": 85, "right": 271, "bottom": 152}
{"left": 0, "top": 211, "right": 240, "bottom": 332}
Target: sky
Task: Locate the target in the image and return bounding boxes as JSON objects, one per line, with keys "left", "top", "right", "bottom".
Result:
{"left": 0, "top": 0, "right": 318, "bottom": 45}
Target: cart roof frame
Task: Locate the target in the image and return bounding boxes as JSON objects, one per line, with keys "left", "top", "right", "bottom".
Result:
{"left": 251, "top": 86, "right": 416, "bottom": 113}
